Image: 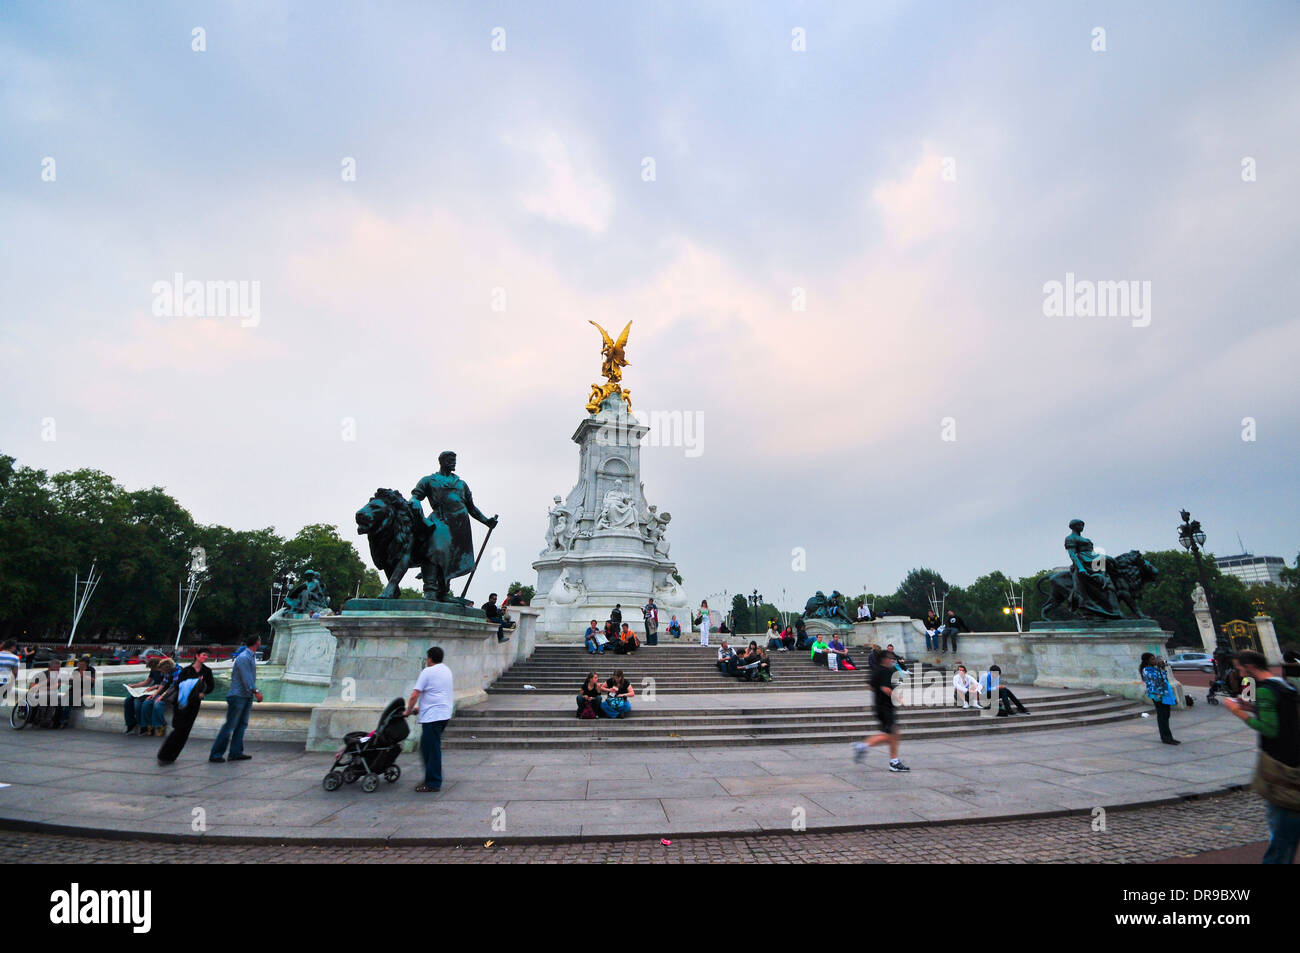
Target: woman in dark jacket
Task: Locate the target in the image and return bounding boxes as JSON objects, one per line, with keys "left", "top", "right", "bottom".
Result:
{"left": 158, "top": 651, "right": 217, "bottom": 763}
{"left": 576, "top": 671, "right": 602, "bottom": 718}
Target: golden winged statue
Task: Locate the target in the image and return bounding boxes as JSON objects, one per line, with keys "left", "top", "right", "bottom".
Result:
{"left": 589, "top": 320, "right": 631, "bottom": 382}
{"left": 585, "top": 319, "right": 633, "bottom": 414}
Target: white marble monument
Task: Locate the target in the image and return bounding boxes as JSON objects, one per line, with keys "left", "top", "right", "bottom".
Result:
{"left": 531, "top": 330, "right": 690, "bottom": 640}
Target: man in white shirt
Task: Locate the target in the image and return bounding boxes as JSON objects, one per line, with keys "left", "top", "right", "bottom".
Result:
{"left": 404, "top": 646, "right": 454, "bottom": 793}
{"left": 716, "top": 641, "right": 737, "bottom": 675}
{"left": 953, "top": 665, "right": 983, "bottom": 710}
{"left": 857, "top": 603, "right": 872, "bottom": 622}
{"left": 0, "top": 641, "right": 20, "bottom": 703}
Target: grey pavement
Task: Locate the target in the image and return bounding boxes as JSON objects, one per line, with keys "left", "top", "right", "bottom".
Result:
{"left": 0, "top": 702, "right": 1257, "bottom": 843}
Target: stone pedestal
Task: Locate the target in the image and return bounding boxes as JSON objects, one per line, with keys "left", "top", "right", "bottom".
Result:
{"left": 852, "top": 617, "right": 928, "bottom": 658}
{"left": 802, "top": 618, "right": 854, "bottom": 642}
{"left": 532, "top": 397, "right": 689, "bottom": 641}
{"left": 305, "top": 604, "right": 539, "bottom": 752}
{"left": 1193, "top": 601, "right": 1218, "bottom": 655}
{"left": 1020, "top": 623, "right": 1171, "bottom": 699}
{"left": 1254, "top": 614, "right": 1284, "bottom": 665}
{"left": 269, "top": 615, "right": 338, "bottom": 686}
{"left": 854, "top": 618, "right": 1174, "bottom": 701}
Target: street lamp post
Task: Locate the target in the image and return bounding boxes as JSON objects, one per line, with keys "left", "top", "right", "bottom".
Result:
{"left": 1003, "top": 578, "right": 1025, "bottom": 633}
{"left": 748, "top": 589, "right": 763, "bottom": 633}
{"left": 1178, "top": 509, "right": 1226, "bottom": 654}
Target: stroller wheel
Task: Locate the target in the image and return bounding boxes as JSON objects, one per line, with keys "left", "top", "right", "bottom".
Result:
{"left": 1207, "top": 694, "right": 1219, "bottom": 705}
{"left": 384, "top": 765, "right": 401, "bottom": 783}
{"left": 322, "top": 771, "right": 344, "bottom": 792}
{"left": 362, "top": 773, "right": 380, "bottom": 793}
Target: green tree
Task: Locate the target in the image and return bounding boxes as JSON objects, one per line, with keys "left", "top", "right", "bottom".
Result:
{"left": 730, "top": 593, "right": 751, "bottom": 633}
{"left": 281, "top": 524, "right": 376, "bottom": 606}
{"left": 1130, "top": 550, "right": 1251, "bottom": 647}
{"left": 507, "top": 580, "right": 536, "bottom": 604}
{"left": 187, "top": 526, "right": 284, "bottom": 644}
{"left": 958, "top": 571, "right": 1018, "bottom": 631}
{"left": 0, "top": 456, "right": 57, "bottom": 639}
{"left": 892, "top": 568, "right": 953, "bottom": 619}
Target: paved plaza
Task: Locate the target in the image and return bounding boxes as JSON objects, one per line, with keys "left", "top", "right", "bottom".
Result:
{"left": 0, "top": 790, "right": 1269, "bottom": 864}
{"left": 0, "top": 701, "right": 1257, "bottom": 846}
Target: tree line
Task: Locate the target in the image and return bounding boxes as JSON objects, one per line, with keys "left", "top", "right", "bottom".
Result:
{"left": 0, "top": 454, "right": 383, "bottom": 645}
{"left": 733, "top": 560, "right": 1298, "bottom": 649}
{"left": 5, "top": 453, "right": 1295, "bottom": 651}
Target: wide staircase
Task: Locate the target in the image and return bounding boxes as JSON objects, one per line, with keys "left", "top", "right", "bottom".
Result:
{"left": 443, "top": 646, "right": 1147, "bottom": 749}
{"left": 487, "top": 644, "right": 874, "bottom": 694}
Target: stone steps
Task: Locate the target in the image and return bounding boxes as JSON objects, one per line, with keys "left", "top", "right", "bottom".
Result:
{"left": 488, "top": 646, "right": 902, "bottom": 694}
{"left": 455, "top": 692, "right": 1116, "bottom": 725}
{"left": 442, "top": 707, "right": 1144, "bottom": 749}
{"left": 451, "top": 700, "right": 1132, "bottom": 734}
{"left": 443, "top": 690, "right": 1145, "bottom": 749}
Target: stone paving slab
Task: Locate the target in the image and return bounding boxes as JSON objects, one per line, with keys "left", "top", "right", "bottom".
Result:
{"left": 0, "top": 703, "right": 1257, "bottom": 843}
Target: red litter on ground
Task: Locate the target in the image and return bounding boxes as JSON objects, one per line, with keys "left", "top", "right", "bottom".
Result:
{"left": 660, "top": 839, "right": 672, "bottom": 846}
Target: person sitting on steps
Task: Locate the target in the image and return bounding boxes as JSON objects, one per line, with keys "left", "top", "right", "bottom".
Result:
{"left": 584, "top": 620, "right": 606, "bottom": 655}
{"left": 735, "top": 641, "right": 762, "bottom": 680}
{"left": 482, "top": 593, "right": 515, "bottom": 643}
{"left": 576, "top": 671, "right": 603, "bottom": 718}
{"left": 827, "top": 635, "right": 856, "bottom": 670}
{"left": 982, "top": 664, "right": 1028, "bottom": 716}
{"left": 614, "top": 622, "right": 640, "bottom": 654}
{"left": 953, "top": 664, "right": 983, "bottom": 710}
{"left": 601, "top": 669, "right": 635, "bottom": 718}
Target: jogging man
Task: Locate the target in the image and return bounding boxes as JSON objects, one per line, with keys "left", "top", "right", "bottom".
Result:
{"left": 854, "top": 648, "right": 909, "bottom": 772}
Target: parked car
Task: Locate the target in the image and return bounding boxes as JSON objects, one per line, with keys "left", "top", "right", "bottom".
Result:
{"left": 129, "top": 648, "right": 170, "bottom": 666}
{"left": 1167, "top": 651, "right": 1215, "bottom": 673}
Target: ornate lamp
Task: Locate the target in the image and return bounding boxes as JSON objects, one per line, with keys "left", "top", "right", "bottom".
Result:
{"left": 1178, "top": 509, "right": 1226, "bottom": 654}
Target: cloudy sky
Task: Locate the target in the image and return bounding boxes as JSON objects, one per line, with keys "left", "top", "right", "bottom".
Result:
{"left": 3, "top": 1, "right": 1298, "bottom": 613}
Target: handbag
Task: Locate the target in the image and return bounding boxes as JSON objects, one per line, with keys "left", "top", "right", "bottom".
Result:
{"left": 1251, "top": 750, "right": 1300, "bottom": 811}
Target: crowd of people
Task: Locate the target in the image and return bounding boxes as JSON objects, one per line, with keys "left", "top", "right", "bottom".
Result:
{"left": 1, "top": 641, "right": 97, "bottom": 729}
{"left": 715, "top": 641, "right": 773, "bottom": 681}
{"left": 0, "top": 635, "right": 268, "bottom": 766}
{"left": 584, "top": 613, "right": 643, "bottom": 655}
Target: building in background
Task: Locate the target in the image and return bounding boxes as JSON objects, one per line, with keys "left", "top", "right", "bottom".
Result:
{"left": 1214, "top": 553, "right": 1286, "bottom": 586}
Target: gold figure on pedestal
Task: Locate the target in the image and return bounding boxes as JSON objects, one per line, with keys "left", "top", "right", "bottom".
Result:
{"left": 586, "top": 320, "right": 633, "bottom": 415}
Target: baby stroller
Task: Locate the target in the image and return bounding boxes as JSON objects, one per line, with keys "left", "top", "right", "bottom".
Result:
{"left": 322, "top": 698, "right": 410, "bottom": 793}
{"left": 1206, "top": 652, "right": 1242, "bottom": 706}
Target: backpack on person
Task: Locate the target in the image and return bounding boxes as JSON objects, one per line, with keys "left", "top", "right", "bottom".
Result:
{"left": 1251, "top": 678, "right": 1300, "bottom": 810}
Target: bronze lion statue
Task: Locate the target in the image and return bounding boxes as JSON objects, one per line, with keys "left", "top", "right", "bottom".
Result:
{"left": 1037, "top": 549, "right": 1159, "bottom": 621}
{"left": 355, "top": 488, "right": 454, "bottom": 601}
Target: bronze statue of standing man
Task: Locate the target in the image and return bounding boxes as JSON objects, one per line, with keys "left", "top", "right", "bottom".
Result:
{"left": 410, "top": 451, "right": 498, "bottom": 588}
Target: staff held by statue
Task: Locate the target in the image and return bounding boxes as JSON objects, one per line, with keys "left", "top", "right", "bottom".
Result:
{"left": 460, "top": 520, "right": 496, "bottom": 600}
